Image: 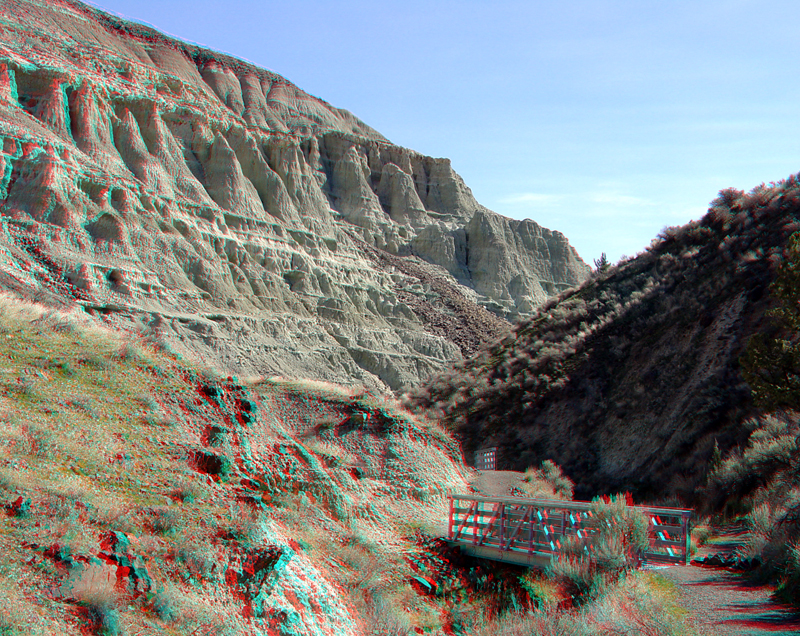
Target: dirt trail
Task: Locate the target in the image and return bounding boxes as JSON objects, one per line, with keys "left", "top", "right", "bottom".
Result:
{"left": 656, "top": 526, "right": 800, "bottom": 635}
{"left": 468, "top": 470, "right": 529, "bottom": 497}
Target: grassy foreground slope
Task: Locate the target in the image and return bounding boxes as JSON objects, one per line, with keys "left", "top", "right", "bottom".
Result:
{"left": 0, "top": 293, "right": 471, "bottom": 635}
{"left": 0, "top": 293, "right": 702, "bottom": 636}
{"left": 407, "top": 178, "right": 800, "bottom": 502}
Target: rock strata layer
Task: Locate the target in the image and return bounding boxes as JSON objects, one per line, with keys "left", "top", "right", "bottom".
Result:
{"left": 0, "top": 0, "right": 589, "bottom": 391}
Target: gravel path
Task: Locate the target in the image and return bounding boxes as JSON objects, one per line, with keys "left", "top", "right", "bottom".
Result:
{"left": 468, "top": 470, "right": 529, "bottom": 497}
{"left": 656, "top": 527, "right": 800, "bottom": 635}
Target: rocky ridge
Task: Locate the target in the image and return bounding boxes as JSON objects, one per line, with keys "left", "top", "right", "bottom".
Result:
{"left": 0, "top": 0, "right": 589, "bottom": 391}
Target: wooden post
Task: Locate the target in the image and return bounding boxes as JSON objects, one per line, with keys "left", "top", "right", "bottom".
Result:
{"left": 453, "top": 501, "right": 477, "bottom": 541}
{"left": 528, "top": 506, "right": 535, "bottom": 555}
{"left": 472, "top": 501, "right": 480, "bottom": 546}
{"left": 448, "top": 493, "right": 454, "bottom": 541}
{"left": 499, "top": 504, "right": 506, "bottom": 550}
{"left": 682, "top": 511, "right": 692, "bottom": 566}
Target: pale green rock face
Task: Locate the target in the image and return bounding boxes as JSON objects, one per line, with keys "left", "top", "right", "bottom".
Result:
{"left": 0, "top": 0, "right": 589, "bottom": 392}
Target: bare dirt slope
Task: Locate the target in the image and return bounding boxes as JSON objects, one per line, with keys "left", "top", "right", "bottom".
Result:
{"left": 467, "top": 470, "right": 529, "bottom": 498}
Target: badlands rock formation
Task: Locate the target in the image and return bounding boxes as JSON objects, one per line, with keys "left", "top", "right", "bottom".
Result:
{"left": 0, "top": 0, "right": 589, "bottom": 391}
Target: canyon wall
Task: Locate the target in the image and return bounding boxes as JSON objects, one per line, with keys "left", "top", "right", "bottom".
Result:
{"left": 0, "top": 0, "right": 589, "bottom": 391}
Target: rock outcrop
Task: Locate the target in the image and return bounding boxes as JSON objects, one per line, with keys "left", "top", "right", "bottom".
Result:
{"left": 0, "top": 0, "right": 589, "bottom": 391}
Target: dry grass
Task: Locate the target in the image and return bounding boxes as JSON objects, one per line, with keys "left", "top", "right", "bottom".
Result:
{"left": 469, "top": 572, "right": 698, "bottom": 636}
{"left": 0, "top": 292, "right": 697, "bottom": 634}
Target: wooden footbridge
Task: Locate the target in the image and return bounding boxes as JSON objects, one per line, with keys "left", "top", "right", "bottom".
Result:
{"left": 446, "top": 493, "right": 693, "bottom": 568}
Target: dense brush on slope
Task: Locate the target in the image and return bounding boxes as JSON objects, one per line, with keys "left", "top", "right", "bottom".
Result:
{"left": 407, "top": 176, "right": 800, "bottom": 502}
{"left": 701, "top": 231, "right": 800, "bottom": 607}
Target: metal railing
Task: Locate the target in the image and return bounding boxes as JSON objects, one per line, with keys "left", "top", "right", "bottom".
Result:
{"left": 447, "top": 494, "right": 692, "bottom": 568}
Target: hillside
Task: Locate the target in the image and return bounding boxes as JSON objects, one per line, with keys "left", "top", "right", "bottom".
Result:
{"left": 0, "top": 295, "right": 709, "bottom": 636}
{"left": 0, "top": 294, "right": 471, "bottom": 635}
{"left": 407, "top": 179, "right": 800, "bottom": 502}
{"left": 0, "top": 0, "right": 589, "bottom": 393}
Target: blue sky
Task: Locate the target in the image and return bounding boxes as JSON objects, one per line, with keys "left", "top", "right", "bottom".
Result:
{"left": 89, "top": 0, "right": 800, "bottom": 266}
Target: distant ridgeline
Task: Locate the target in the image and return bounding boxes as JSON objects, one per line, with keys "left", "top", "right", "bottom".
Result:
{"left": 408, "top": 180, "right": 800, "bottom": 503}
{"left": 0, "top": 0, "right": 588, "bottom": 393}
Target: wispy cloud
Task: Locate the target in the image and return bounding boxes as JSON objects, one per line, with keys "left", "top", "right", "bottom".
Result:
{"left": 589, "top": 193, "right": 653, "bottom": 206}
{"left": 499, "top": 193, "right": 561, "bottom": 205}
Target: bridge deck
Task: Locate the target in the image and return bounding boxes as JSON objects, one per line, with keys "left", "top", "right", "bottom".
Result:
{"left": 446, "top": 494, "right": 692, "bottom": 568}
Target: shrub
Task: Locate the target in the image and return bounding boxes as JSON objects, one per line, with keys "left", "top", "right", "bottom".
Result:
{"left": 148, "top": 506, "right": 178, "bottom": 536}
{"left": 518, "top": 571, "right": 560, "bottom": 610}
{"left": 589, "top": 494, "right": 649, "bottom": 566}
{"left": 150, "top": 583, "right": 182, "bottom": 623}
{"left": 192, "top": 450, "right": 232, "bottom": 479}
{"left": 540, "top": 460, "right": 574, "bottom": 500}
{"left": 777, "top": 541, "right": 800, "bottom": 604}
{"left": 49, "top": 358, "right": 75, "bottom": 376}
{"left": 79, "top": 354, "right": 111, "bottom": 370}
{"left": 137, "top": 394, "right": 159, "bottom": 412}
{"left": 115, "top": 342, "right": 146, "bottom": 365}
{"left": 22, "top": 422, "right": 57, "bottom": 459}
{"left": 84, "top": 598, "right": 122, "bottom": 636}
{"left": 522, "top": 460, "right": 574, "bottom": 500}
{"left": 547, "top": 550, "right": 599, "bottom": 602}
{"left": 316, "top": 417, "right": 339, "bottom": 431}
{"left": 547, "top": 494, "right": 648, "bottom": 604}
{"left": 143, "top": 413, "right": 175, "bottom": 428}
{"left": 705, "top": 412, "right": 800, "bottom": 606}
{"left": 170, "top": 480, "right": 207, "bottom": 504}
{"left": 174, "top": 543, "right": 217, "bottom": 584}
{"left": 13, "top": 377, "right": 36, "bottom": 399}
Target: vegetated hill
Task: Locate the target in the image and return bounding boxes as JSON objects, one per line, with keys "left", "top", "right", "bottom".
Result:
{"left": 0, "top": 0, "right": 589, "bottom": 393}
{"left": 406, "top": 178, "right": 800, "bottom": 503}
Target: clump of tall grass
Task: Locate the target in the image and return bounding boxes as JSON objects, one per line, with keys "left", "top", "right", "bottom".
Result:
{"left": 521, "top": 460, "right": 574, "bottom": 500}
{"left": 689, "top": 519, "right": 711, "bottom": 555}
{"left": 547, "top": 494, "right": 649, "bottom": 605}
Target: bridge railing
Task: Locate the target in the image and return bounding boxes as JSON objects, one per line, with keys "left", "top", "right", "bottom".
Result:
{"left": 447, "top": 494, "right": 692, "bottom": 567}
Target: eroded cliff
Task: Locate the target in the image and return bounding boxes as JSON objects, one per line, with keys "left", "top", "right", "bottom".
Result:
{"left": 0, "top": 0, "right": 589, "bottom": 391}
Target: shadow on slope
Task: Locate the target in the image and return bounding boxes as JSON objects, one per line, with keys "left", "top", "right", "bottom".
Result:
{"left": 407, "top": 177, "right": 800, "bottom": 504}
